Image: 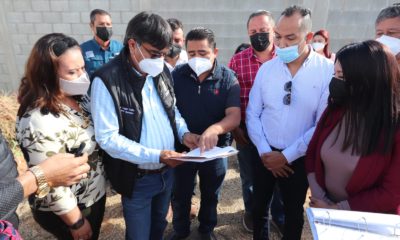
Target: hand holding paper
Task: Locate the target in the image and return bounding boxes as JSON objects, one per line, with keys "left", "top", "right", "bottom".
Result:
{"left": 171, "top": 146, "right": 239, "bottom": 163}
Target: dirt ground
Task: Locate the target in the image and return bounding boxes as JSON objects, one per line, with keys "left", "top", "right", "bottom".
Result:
{"left": 17, "top": 156, "right": 313, "bottom": 240}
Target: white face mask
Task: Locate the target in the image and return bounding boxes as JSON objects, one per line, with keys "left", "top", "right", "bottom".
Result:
{"left": 60, "top": 72, "right": 90, "bottom": 96}
{"left": 312, "top": 42, "right": 325, "bottom": 51}
{"left": 376, "top": 35, "right": 400, "bottom": 56}
{"left": 188, "top": 57, "right": 212, "bottom": 76}
{"left": 137, "top": 43, "right": 164, "bottom": 77}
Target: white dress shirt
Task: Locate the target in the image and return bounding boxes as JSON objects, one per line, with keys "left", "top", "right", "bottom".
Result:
{"left": 246, "top": 48, "right": 333, "bottom": 163}
{"left": 176, "top": 49, "right": 188, "bottom": 66}
{"left": 91, "top": 75, "right": 189, "bottom": 170}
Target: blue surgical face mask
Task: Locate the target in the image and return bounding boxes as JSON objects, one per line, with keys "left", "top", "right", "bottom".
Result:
{"left": 275, "top": 44, "right": 301, "bottom": 63}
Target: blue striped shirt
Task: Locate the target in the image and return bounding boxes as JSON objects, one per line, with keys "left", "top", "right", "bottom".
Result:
{"left": 91, "top": 75, "right": 189, "bottom": 169}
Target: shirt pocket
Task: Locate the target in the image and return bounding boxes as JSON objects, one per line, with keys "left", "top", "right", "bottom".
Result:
{"left": 85, "top": 55, "right": 104, "bottom": 75}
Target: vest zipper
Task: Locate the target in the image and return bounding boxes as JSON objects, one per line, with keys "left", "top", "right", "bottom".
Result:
{"left": 198, "top": 85, "right": 201, "bottom": 95}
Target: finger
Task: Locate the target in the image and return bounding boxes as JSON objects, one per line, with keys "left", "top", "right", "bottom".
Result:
{"left": 75, "top": 153, "right": 89, "bottom": 164}
{"left": 283, "top": 166, "right": 294, "bottom": 174}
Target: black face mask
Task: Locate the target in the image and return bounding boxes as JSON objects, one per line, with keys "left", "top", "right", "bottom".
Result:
{"left": 250, "top": 32, "right": 270, "bottom": 52}
{"left": 96, "top": 26, "right": 113, "bottom": 42}
{"left": 329, "top": 77, "right": 349, "bottom": 107}
{"left": 167, "top": 44, "right": 182, "bottom": 58}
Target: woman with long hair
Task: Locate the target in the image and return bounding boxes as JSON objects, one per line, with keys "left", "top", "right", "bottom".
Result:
{"left": 16, "top": 33, "right": 106, "bottom": 239}
{"left": 306, "top": 40, "right": 400, "bottom": 214}
{"left": 312, "top": 29, "right": 335, "bottom": 61}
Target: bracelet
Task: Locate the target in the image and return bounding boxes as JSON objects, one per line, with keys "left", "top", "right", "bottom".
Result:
{"left": 69, "top": 216, "right": 85, "bottom": 230}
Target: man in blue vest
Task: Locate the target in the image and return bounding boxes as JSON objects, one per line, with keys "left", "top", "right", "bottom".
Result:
{"left": 81, "top": 9, "right": 123, "bottom": 77}
{"left": 90, "top": 12, "right": 199, "bottom": 240}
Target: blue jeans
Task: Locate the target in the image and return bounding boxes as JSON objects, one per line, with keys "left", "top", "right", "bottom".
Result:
{"left": 121, "top": 168, "right": 173, "bottom": 240}
{"left": 237, "top": 143, "right": 285, "bottom": 224}
{"left": 172, "top": 158, "right": 227, "bottom": 236}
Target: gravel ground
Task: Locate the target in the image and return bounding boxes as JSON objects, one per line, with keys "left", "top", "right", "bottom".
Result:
{"left": 17, "top": 156, "right": 313, "bottom": 240}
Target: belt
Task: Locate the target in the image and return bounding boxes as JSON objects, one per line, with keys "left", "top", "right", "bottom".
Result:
{"left": 136, "top": 166, "right": 169, "bottom": 178}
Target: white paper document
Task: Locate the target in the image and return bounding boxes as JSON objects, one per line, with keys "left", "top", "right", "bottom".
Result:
{"left": 172, "top": 146, "right": 239, "bottom": 162}
{"left": 307, "top": 207, "right": 400, "bottom": 240}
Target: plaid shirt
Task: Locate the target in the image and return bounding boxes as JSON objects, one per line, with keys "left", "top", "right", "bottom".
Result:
{"left": 228, "top": 47, "right": 275, "bottom": 123}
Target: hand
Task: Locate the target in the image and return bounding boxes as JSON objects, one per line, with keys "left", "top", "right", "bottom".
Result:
{"left": 39, "top": 153, "right": 90, "bottom": 187}
{"left": 232, "top": 127, "right": 249, "bottom": 145}
{"left": 261, "top": 151, "right": 288, "bottom": 170}
{"left": 70, "top": 218, "right": 92, "bottom": 240}
{"left": 159, "top": 150, "right": 184, "bottom": 168}
{"left": 309, "top": 196, "right": 339, "bottom": 209}
{"left": 199, "top": 127, "right": 219, "bottom": 153}
{"left": 270, "top": 165, "right": 294, "bottom": 178}
{"left": 182, "top": 132, "right": 200, "bottom": 149}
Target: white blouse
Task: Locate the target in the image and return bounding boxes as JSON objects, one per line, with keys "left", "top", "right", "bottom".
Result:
{"left": 16, "top": 96, "right": 106, "bottom": 215}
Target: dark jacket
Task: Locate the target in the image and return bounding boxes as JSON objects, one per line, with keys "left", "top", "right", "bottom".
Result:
{"left": 92, "top": 47, "right": 180, "bottom": 198}
{"left": 0, "top": 131, "right": 23, "bottom": 228}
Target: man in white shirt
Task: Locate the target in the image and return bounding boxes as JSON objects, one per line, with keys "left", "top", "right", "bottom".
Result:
{"left": 165, "top": 18, "right": 189, "bottom": 72}
{"left": 246, "top": 5, "right": 333, "bottom": 240}
{"left": 375, "top": 4, "right": 400, "bottom": 65}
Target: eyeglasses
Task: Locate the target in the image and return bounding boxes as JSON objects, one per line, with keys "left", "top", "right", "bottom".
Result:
{"left": 283, "top": 81, "right": 292, "bottom": 105}
{"left": 139, "top": 44, "right": 167, "bottom": 59}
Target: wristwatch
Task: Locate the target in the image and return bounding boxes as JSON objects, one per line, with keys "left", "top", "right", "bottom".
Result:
{"left": 29, "top": 165, "right": 50, "bottom": 198}
{"left": 69, "top": 216, "right": 85, "bottom": 230}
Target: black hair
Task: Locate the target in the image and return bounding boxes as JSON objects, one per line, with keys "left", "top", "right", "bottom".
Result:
{"left": 234, "top": 43, "right": 251, "bottom": 54}
{"left": 327, "top": 40, "right": 400, "bottom": 155}
{"left": 90, "top": 9, "right": 111, "bottom": 24}
{"left": 280, "top": 5, "right": 312, "bottom": 32}
{"left": 124, "top": 11, "right": 172, "bottom": 50}
{"left": 185, "top": 27, "right": 216, "bottom": 49}
{"left": 167, "top": 18, "right": 184, "bottom": 32}
{"left": 247, "top": 10, "right": 274, "bottom": 29}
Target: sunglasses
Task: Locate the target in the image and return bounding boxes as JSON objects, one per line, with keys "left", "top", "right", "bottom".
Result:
{"left": 283, "top": 81, "right": 292, "bottom": 105}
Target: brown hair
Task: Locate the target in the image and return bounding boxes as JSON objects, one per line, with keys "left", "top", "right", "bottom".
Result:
{"left": 17, "top": 33, "right": 80, "bottom": 117}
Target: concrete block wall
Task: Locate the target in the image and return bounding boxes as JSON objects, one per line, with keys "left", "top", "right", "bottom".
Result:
{"left": 0, "top": 0, "right": 397, "bottom": 91}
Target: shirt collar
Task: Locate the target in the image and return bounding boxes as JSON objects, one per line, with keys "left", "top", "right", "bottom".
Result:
{"left": 184, "top": 59, "right": 222, "bottom": 82}
{"left": 248, "top": 45, "right": 276, "bottom": 64}
{"left": 91, "top": 38, "right": 110, "bottom": 51}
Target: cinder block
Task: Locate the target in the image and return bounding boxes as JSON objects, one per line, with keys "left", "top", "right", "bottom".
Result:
{"left": 80, "top": 12, "right": 91, "bottom": 24}
{"left": 6, "top": 12, "right": 24, "bottom": 23}
{"left": 89, "top": 0, "right": 110, "bottom": 11}
{"left": 34, "top": 23, "right": 53, "bottom": 34}
{"left": 20, "top": 44, "right": 34, "bottom": 55}
{"left": 71, "top": 23, "right": 91, "bottom": 35}
{"left": 111, "top": 23, "right": 125, "bottom": 35}
{"left": 62, "top": 12, "right": 81, "bottom": 23}
{"left": 11, "top": 34, "right": 29, "bottom": 44}
{"left": 28, "top": 34, "right": 43, "bottom": 44}
{"left": 24, "top": 12, "right": 43, "bottom": 23}
{"left": 121, "top": 12, "right": 136, "bottom": 23}
{"left": 110, "top": 0, "right": 131, "bottom": 11}
{"left": 18, "top": 23, "right": 35, "bottom": 34}
{"left": 69, "top": 0, "right": 90, "bottom": 12}
{"left": 2, "top": 0, "right": 13, "bottom": 12}
{"left": 109, "top": 12, "right": 122, "bottom": 23}
{"left": 50, "top": 0, "right": 69, "bottom": 12}
{"left": 53, "top": 23, "right": 72, "bottom": 34}
{"left": 42, "top": 12, "right": 62, "bottom": 23}
{"left": 7, "top": 23, "right": 19, "bottom": 34}
{"left": 12, "top": 0, "right": 32, "bottom": 11}
{"left": 32, "top": 0, "right": 50, "bottom": 11}
{"left": 13, "top": 44, "right": 22, "bottom": 55}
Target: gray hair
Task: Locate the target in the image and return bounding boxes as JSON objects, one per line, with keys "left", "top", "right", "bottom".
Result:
{"left": 90, "top": 9, "right": 111, "bottom": 24}
{"left": 280, "top": 5, "right": 312, "bottom": 33}
{"left": 375, "top": 4, "right": 400, "bottom": 25}
{"left": 247, "top": 10, "right": 275, "bottom": 29}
